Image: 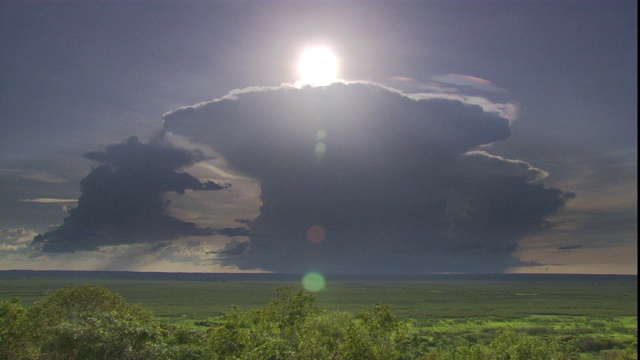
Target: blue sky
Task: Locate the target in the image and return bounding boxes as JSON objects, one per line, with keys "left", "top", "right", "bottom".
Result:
{"left": 0, "top": 1, "right": 636, "bottom": 274}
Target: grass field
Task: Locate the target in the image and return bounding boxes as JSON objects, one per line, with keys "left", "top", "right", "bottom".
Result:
{"left": 0, "top": 271, "right": 636, "bottom": 357}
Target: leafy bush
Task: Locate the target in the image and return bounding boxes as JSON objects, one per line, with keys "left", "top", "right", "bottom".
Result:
{"left": 342, "top": 303, "right": 412, "bottom": 359}
{"left": 0, "top": 284, "right": 209, "bottom": 359}
{"left": 28, "top": 284, "right": 163, "bottom": 359}
{"left": 207, "top": 287, "right": 324, "bottom": 359}
{"left": 573, "top": 335, "right": 635, "bottom": 353}
{"left": 206, "top": 287, "right": 415, "bottom": 359}
{"left": 0, "top": 298, "right": 33, "bottom": 359}
{"left": 453, "top": 327, "right": 577, "bottom": 360}
{"left": 297, "top": 310, "right": 354, "bottom": 359}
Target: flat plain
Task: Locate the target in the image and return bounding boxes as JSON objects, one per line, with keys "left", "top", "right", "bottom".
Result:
{"left": 0, "top": 271, "right": 636, "bottom": 355}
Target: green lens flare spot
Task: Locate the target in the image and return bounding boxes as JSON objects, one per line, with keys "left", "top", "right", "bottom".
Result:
{"left": 316, "top": 129, "right": 327, "bottom": 140}
{"left": 302, "top": 272, "right": 326, "bottom": 292}
{"left": 315, "top": 142, "right": 326, "bottom": 158}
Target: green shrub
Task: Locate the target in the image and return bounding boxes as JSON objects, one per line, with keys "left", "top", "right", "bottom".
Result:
{"left": 454, "top": 327, "right": 577, "bottom": 360}
{"left": 0, "top": 299, "right": 33, "bottom": 359}
{"left": 0, "top": 284, "right": 205, "bottom": 359}
{"left": 573, "top": 335, "right": 634, "bottom": 353}
{"left": 26, "top": 284, "right": 165, "bottom": 359}
{"left": 207, "top": 287, "right": 320, "bottom": 359}
{"left": 297, "top": 311, "right": 354, "bottom": 359}
{"left": 344, "top": 303, "right": 412, "bottom": 359}
{"left": 207, "top": 288, "right": 415, "bottom": 359}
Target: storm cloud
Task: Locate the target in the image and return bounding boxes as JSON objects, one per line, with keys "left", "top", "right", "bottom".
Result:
{"left": 163, "top": 82, "right": 574, "bottom": 274}
{"left": 32, "top": 134, "right": 229, "bottom": 252}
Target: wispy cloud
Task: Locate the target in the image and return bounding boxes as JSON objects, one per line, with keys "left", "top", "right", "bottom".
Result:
{"left": 19, "top": 198, "right": 78, "bottom": 203}
{"left": 0, "top": 169, "right": 68, "bottom": 183}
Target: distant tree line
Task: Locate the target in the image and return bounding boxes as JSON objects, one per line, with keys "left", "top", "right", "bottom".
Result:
{"left": 0, "top": 285, "right": 635, "bottom": 359}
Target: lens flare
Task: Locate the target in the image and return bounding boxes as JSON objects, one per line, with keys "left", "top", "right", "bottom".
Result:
{"left": 306, "top": 224, "right": 325, "bottom": 243}
{"left": 302, "top": 272, "right": 326, "bottom": 292}
{"left": 315, "top": 142, "right": 326, "bottom": 159}
{"left": 316, "top": 129, "right": 327, "bottom": 140}
{"left": 315, "top": 129, "right": 327, "bottom": 161}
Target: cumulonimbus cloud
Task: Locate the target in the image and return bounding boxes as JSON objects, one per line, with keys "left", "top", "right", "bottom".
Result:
{"left": 162, "top": 82, "right": 575, "bottom": 274}
{"left": 32, "top": 134, "right": 230, "bottom": 253}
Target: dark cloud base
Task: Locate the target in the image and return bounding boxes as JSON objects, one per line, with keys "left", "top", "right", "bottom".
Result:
{"left": 32, "top": 135, "right": 227, "bottom": 252}
{"left": 164, "top": 82, "right": 575, "bottom": 274}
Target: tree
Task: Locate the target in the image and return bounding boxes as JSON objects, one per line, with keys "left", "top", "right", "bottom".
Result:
{"left": 207, "top": 287, "right": 418, "bottom": 359}
{"left": 341, "top": 303, "right": 412, "bottom": 359}
{"left": 27, "top": 284, "right": 157, "bottom": 358}
{"left": 208, "top": 287, "right": 320, "bottom": 359}
{"left": 0, "top": 298, "right": 33, "bottom": 360}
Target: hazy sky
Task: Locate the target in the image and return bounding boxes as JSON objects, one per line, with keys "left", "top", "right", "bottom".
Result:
{"left": 0, "top": 1, "right": 636, "bottom": 274}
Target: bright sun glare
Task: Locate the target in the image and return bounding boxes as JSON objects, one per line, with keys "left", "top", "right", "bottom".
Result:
{"left": 297, "top": 46, "right": 339, "bottom": 86}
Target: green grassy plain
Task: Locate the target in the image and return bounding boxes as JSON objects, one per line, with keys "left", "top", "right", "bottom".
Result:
{"left": 0, "top": 272, "right": 636, "bottom": 358}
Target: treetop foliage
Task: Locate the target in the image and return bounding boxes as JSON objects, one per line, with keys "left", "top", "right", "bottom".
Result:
{"left": 1, "top": 284, "right": 634, "bottom": 359}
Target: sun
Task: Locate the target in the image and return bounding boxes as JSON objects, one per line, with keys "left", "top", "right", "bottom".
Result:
{"left": 297, "top": 46, "right": 339, "bottom": 86}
